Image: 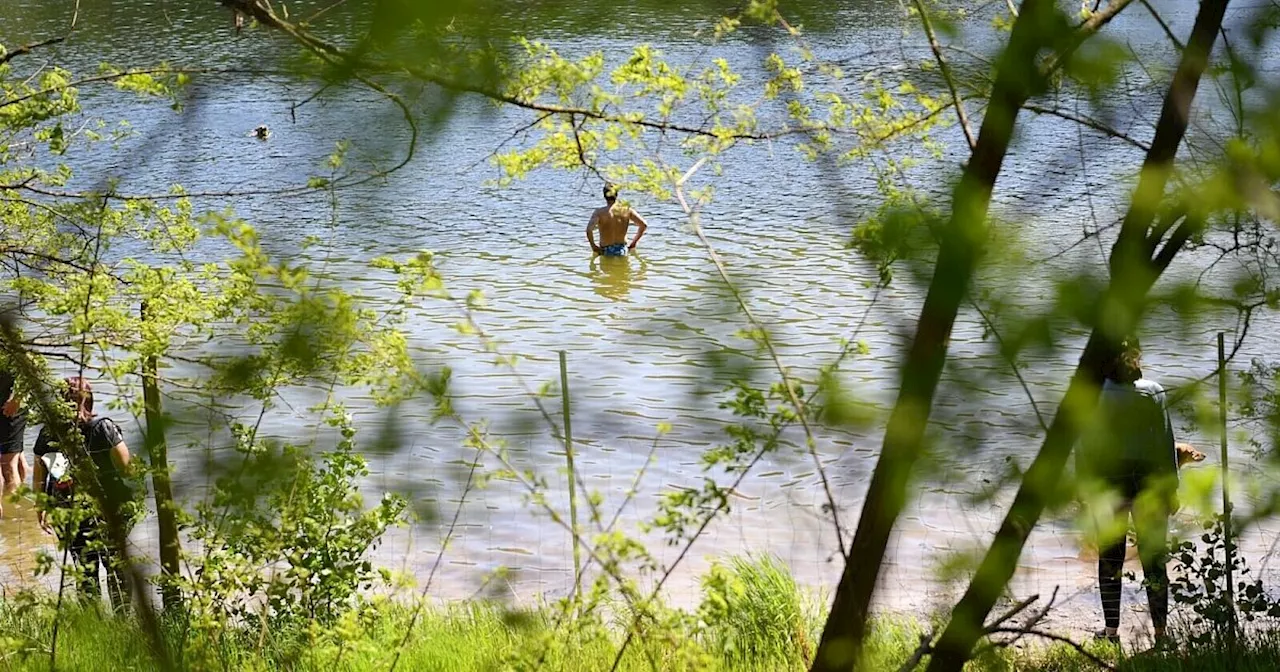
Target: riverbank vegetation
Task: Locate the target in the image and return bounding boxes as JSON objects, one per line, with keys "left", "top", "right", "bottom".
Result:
{"left": 2, "top": 554, "right": 1278, "bottom": 672}
{"left": 5, "top": 0, "right": 1280, "bottom": 671}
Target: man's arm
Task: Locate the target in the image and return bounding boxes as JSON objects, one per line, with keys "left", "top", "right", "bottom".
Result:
{"left": 110, "top": 440, "right": 132, "bottom": 473}
{"left": 586, "top": 212, "right": 601, "bottom": 255}
{"left": 628, "top": 210, "right": 648, "bottom": 250}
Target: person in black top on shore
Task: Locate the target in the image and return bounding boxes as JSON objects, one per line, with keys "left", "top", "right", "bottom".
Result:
{"left": 33, "top": 377, "right": 137, "bottom": 612}
{"left": 0, "top": 368, "right": 29, "bottom": 519}
{"left": 1077, "top": 339, "right": 1178, "bottom": 646}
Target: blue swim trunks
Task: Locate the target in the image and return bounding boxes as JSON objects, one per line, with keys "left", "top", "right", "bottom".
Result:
{"left": 601, "top": 243, "right": 627, "bottom": 257}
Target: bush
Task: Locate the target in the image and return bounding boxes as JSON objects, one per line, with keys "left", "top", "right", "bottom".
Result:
{"left": 171, "top": 410, "right": 407, "bottom": 666}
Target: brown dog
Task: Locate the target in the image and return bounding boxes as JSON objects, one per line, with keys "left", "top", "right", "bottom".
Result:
{"left": 1177, "top": 442, "right": 1206, "bottom": 468}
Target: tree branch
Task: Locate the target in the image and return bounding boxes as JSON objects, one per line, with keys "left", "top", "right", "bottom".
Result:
{"left": 813, "top": 1, "right": 1065, "bottom": 667}
{"left": 1041, "top": 0, "right": 1139, "bottom": 77}
{"left": 0, "top": 37, "right": 65, "bottom": 65}
{"left": 1139, "top": 0, "right": 1185, "bottom": 51}
{"left": 217, "top": 0, "right": 830, "bottom": 144}
{"left": 969, "top": 298, "right": 1049, "bottom": 432}
{"left": 1022, "top": 103, "right": 1151, "bottom": 151}
{"left": 913, "top": 0, "right": 976, "bottom": 150}
{"left": 985, "top": 628, "right": 1116, "bottom": 671}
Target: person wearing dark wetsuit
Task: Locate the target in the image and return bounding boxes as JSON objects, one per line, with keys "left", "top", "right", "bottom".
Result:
{"left": 0, "top": 368, "right": 28, "bottom": 518}
{"left": 33, "top": 377, "right": 136, "bottom": 612}
{"left": 1078, "top": 342, "right": 1177, "bottom": 646}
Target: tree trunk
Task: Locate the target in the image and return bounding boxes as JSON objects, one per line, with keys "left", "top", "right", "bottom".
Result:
{"left": 923, "top": 2, "right": 1230, "bottom": 668}
{"left": 809, "top": 3, "right": 1057, "bottom": 669}
{"left": 141, "top": 301, "right": 182, "bottom": 612}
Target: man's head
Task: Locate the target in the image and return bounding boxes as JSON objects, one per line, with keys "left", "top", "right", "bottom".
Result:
{"left": 62, "top": 376, "right": 94, "bottom": 423}
{"left": 603, "top": 183, "right": 618, "bottom": 205}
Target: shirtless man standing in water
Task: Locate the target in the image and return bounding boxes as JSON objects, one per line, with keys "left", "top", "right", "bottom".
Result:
{"left": 586, "top": 184, "right": 647, "bottom": 256}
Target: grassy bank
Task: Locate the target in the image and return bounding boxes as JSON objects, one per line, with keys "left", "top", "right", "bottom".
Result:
{"left": 1, "top": 555, "right": 1276, "bottom": 671}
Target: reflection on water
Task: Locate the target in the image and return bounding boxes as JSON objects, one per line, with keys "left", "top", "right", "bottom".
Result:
{"left": 589, "top": 253, "right": 647, "bottom": 301}
{"left": 0, "top": 497, "right": 50, "bottom": 592}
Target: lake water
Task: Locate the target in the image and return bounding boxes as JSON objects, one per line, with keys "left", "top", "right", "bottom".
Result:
{"left": 2, "top": 0, "right": 1279, "bottom": 633}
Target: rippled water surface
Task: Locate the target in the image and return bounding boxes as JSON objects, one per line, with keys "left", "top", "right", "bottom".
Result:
{"left": 2, "top": 0, "right": 1279, "bottom": 623}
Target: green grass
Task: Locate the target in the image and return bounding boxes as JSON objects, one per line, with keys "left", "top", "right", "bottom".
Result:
{"left": 0, "top": 556, "right": 1274, "bottom": 671}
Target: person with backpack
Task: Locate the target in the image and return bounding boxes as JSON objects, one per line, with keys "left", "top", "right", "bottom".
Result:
{"left": 32, "top": 377, "right": 138, "bottom": 612}
{"left": 1077, "top": 338, "right": 1178, "bottom": 647}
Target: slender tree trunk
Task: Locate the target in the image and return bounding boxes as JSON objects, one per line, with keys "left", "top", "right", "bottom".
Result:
{"left": 923, "top": 2, "right": 1230, "bottom": 668}
{"left": 141, "top": 301, "right": 181, "bottom": 612}
{"left": 809, "top": 3, "right": 1057, "bottom": 669}
{"left": 811, "top": 2, "right": 1142, "bottom": 668}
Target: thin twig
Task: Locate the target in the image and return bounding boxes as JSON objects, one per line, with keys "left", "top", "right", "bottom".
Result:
{"left": 1139, "top": 0, "right": 1184, "bottom": 51}
{"left": 986, "top": 628, "right": 1116, "bottom": 671}
{"left": 912, "top": 0, "right": 976, "bottom": 150}
{"left": 895, "top": 633, "right": 933, "bottom": 672}
{"left": 968, "top": 298, "right": 1048, "bottom": 432}
{"left": 1022, "top": 104, "right": 1151, "bottom": 151}
{"left": 674, "top": 166, "right": 846, "bottom": 557}
{"left": 606, "top": 161, "right": 862, "bottom": 672}
{"left": 386, "top": 442, "right": 482, "bottom": 672}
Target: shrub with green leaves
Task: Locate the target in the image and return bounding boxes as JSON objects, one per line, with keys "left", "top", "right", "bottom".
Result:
{"left": 171, "top": 409, "right": 406, "bottom": 664}
{"left": 1170, "top": 514, "right": 1280, "bottom": 645}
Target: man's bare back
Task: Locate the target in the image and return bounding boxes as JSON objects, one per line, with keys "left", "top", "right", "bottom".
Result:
{"left": 587, "top": 184, "right": 647, "bottom": 256}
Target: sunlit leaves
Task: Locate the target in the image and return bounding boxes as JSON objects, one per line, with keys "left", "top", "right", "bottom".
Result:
{"left": 850, "top": 192, "right": 942, "bottom": 285}
{"left": 176, "top": 412, "right": 409, "bottom": 640}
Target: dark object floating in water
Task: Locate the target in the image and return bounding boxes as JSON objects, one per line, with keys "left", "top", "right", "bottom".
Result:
{"left": 253, "top": 125, "right": 270, "bottom": 140}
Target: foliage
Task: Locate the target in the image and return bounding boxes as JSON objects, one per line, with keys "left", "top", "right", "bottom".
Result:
{"left": 172, "top": 411, "right": 407, "bottom": 657}
{"left": 1170, "top": 515, "right": 1280, "bottom": 646}
{"left": 8, "top": 572, "right": 1280, "bottom": 671}
{"left": 1236, "top": 360, "right": 1280, "bottom": 457}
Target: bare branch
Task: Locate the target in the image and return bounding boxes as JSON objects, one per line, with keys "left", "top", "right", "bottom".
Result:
{"left": 912, "top": 0, "right": 976, "bottom": 151}
{"left": 970, "top": 298, "right": 1050, "bottom": 432}
{"left": 218, "top": 0, "right": 827, "bottom": 143}
{"left": 1139, "top": 0, "right": 1185, "bottom": 51}
{"left": 0, "top": 37, "right": 65, "bottom": 65}
{"left": 895, "top": 634, "right": 933, "bottom": 672}
{"left": 985, "top": 628, "right": 1116, "bottom": 671}
{"left": 1022, "top": 103, "right": 1151, "bottom": 151}
{"left": 1042, "top": 0, "right": 1138, "bottom": 77}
